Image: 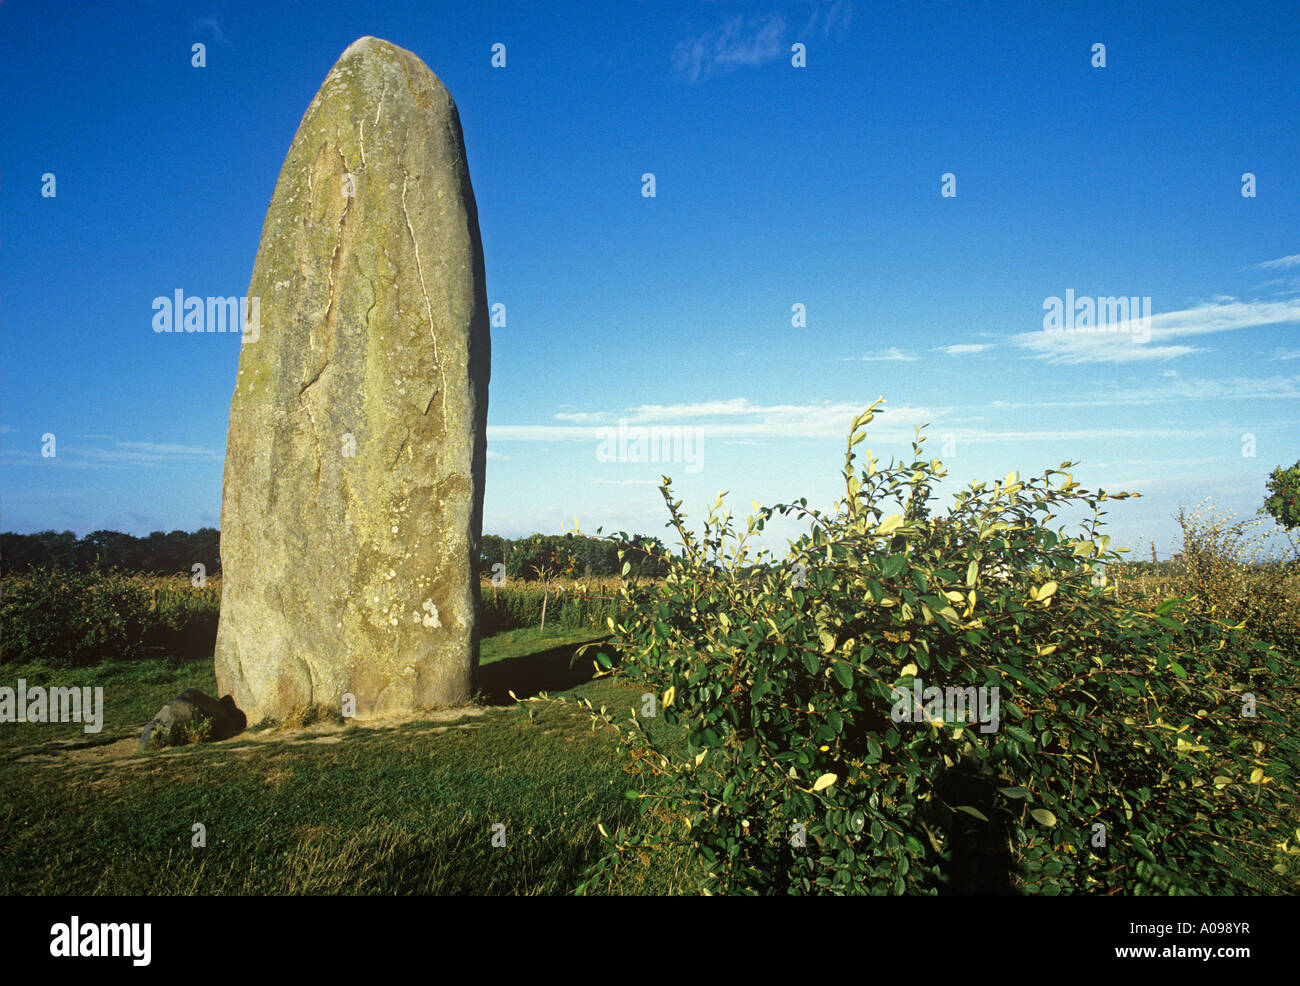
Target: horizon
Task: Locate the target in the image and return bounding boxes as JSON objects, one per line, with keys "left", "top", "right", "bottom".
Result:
{"left": 2, "top": 0, "right": 1298, "bottom": 563}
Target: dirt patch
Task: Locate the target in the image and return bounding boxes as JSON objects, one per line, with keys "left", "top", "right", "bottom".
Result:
{"left": 9, "top": 704, "right": 492, "bottom": 771}
{"left": 60, "top": 737, "right": 141, "bottom": 767}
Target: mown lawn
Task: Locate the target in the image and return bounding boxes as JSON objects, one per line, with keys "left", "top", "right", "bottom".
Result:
{"left": 0, "top": 628, "right": 693, "bottom": 895}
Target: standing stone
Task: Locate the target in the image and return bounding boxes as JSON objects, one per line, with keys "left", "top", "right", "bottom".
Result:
{"left": 214, "top": 36, "right": 490, "bottom": 723}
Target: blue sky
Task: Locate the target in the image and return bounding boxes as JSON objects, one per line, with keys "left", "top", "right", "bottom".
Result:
{"left": 2, "top": 0, "right": 1298, "bottom": 562}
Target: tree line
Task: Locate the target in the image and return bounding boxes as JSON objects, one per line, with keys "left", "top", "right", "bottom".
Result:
{"left": 1, "top": 529, "right": 221, "bottom": 576}
{"left": 1, "top": 528, "right": 670, "bottom": 581}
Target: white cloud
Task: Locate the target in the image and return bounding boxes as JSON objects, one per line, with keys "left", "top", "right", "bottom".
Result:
{"left": 841, "top": 347, "right": 918, "bottom": 362}
{"left": 672, "top": 14, "right": 787, "bottom": 83}
{"left": 114, "top": 441, "right": 218, "bottom": 456}
{"left": 553, "top": 410, "right": 610, "bottom": 423}
{"left": 0, "top": 438, "right": 221, "bottom": 470}
{"left": 986, "top": 374, "right": 1300, "bottom": 409}
{"left": 1254, "top": 253, "right": 1300, "bottom": 270}
{"left": 800, "top": 1, "right": 854, "bottom": 39}
{"left": 192, "top": 16, "right": 229, "bottom": 45}
{"left": 489, "top": 398, "right": 936, "bottom": 444}
{"left": 934, "top": 343, "right": 992, "bottom": 356}
{"left": 1013, "top": 298, "right": 1300, "bottom": 364}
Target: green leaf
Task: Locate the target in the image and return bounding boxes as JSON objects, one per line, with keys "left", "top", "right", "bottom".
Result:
{"left": 1006, "top": 725, "right": 1036, "bottom": 746}
{"left": 1131, "top": 834, "right": 1158, "bottom": 863}
{"left": 877, "top": 514, "right": 903, "bottom": 536}
{"left": 879, "top": 554, "right": 907, "bottom": 579}
{"left": 954, "top": 805, "right": 990, "bottom": 823}
{"left": 1030, "top": 808, "right": 1057, "bottom": 827}
{"left": 833, "top": 662, "right": 853, "bottom": 688}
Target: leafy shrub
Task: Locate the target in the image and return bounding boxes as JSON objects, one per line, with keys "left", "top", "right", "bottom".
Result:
{"left": 1261, "top": 459, "right": 1300, "bottom": 531}
{"left": 1, "top": 568, "right": 153, "bottom": 666}
{"left": 1156, "top": 500, "right": 1300, "bottom": 663}
{"left": 579, "top": 401, "right": 1298, "bottom": 895}
{"left": 1, "top": 569, "right": 220, "bottom": 667}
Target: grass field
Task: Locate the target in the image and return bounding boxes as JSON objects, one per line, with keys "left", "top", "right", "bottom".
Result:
{"left": 0, "top": 625, "right": 694, "bottom": 895}
{"left": 2, "top": 557, "right": 1296, "bottom": 895}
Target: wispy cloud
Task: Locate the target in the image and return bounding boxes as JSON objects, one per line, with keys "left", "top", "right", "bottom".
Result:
{"left": 553, "top": 410, "right": 611, "bottom": 424}
{"left": 114, "top": 441, "right": 217, "bottom": 456}
{"left": 490, "top": 396, "right": 1248, "bottom": 448}
{"left": 1270, "top": 348, "right": 1300, "bottom": 361}
{"left": 1253, "top": 253, "right": 1300, "bottom": 271}
{"left": 841, "top": 347, "right": 918, "bottom": 362}
{"left": 934, "top": 343, "right": 992, "bottom": 356}
{"left": 987, "top": 374, "right": 1300, "bottom": 410}
{"left": 192, "top": 16, "right": 229, "bottom": 46}
{"left": 0, "top": 438, "right": 221, "bottom": 469}
{"left": 1013, "top": 298, "right": 1300, "bottom": 364}
{"left": 490, "top": 398, "right": 935, "bottom": 444}
{"left": 800, "top": 0, "right": 854, "bottom": 39}
{"left": 672, "top": 14, "right": 787, "bottom": 83}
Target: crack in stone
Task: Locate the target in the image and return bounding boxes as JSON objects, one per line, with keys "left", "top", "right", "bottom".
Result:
{"left": 321, "top": 144, "right": 353, "bottom": 349}
{"left": 299, "top": 362, "right": 328, "bottom": 399}
{"left": 362, "top": 275, "right": 379, "bottom": 329}
{"left": 399, "top": 166, "right": 447, "bottom": 424}
{"left": 389, "top": 425, "right": 412, "bottom": 469}
{"left": 299, "top": 142, "right": 355, "bottom": 489}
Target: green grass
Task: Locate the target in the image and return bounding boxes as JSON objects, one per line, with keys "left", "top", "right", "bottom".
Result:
{"left": 0, "top": 628, "right": 694, "bottom": 895}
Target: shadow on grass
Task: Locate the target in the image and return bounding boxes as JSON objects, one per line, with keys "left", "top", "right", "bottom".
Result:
{"left": 477, "top": 640, "right": 600, "bottom": 705}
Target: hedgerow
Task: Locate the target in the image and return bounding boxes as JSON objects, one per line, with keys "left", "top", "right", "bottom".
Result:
{"left": 578, "top": 400, "right": 1298, "bottom": 895}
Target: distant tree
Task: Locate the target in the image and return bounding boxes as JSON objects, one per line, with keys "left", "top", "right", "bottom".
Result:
{"left": 1260, "top": 458, "right": 1300, "bottom": 531}
{"left": 0, "top": 527, "right": 223, "bottom": 576}
{"left": 187, "top": 527, "right": 221, "bottom": 576}
{"left": 475, "top": 531, "right": 671, "bottom": 581}
{"left": 479, "top": 534, "right": 508, "bottom": 577}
